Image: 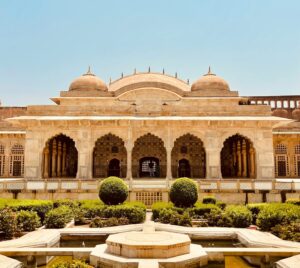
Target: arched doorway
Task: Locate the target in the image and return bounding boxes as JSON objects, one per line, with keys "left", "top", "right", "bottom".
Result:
{"left": 132, "top": 133, "right": 166, "bottom": 178}
{"left": 93, "top": 134, "right": 127, "bottom": 178}
{"left": 43, "top": 134, "right": 78, "bottom": 178}
{"left": 221, "top": 134, "right": 256, "bottom": 178}
{"left": 178, "top": 159, "right": 191, "bottom": 177}
{"left": 171, "top": 134, "right": 206, "bottom": 178}
{"left": 108, "top": 159, "right": 121, "bottom": 177}
{"left": 139, "top": 157, "right": 159, "bottom": 177}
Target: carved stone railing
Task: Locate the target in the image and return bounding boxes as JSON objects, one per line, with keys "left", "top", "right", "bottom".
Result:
{"left": 0, "top": 178, "right": 299, "bottom": 192}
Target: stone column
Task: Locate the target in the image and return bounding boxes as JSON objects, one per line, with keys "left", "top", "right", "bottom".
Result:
{"left": 62, "top": 142, "right": 67, "bottom": 177}
{"left": 249, "top": 145, "right": 255, "bottom": 178}
{"left": 51, "top": 139, "right": 57, "bottom": 177}
{"left": 126, "top": 146, "right": 133, "bottom": 180}
{"left": 57, "top": 141, "right": 62, "bottom": 177}
{"left": 237, "top": 140, "right": 242, "bottom": 177}
{"left": 242, "top": 140, "right": 247, "bottom": 177}
{"left": 166, "top": 147, "right": 172, "bottom": 179}
{"left": 232, "top": 143, "right": 236, "bottom": 176}
{"left": 43, "top": 143, "right": 49, "bottom": 178}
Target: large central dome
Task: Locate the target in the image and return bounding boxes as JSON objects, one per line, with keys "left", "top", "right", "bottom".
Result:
{"left": 69, "top": 67, "right": 108, "bottom": 92}
{"left": 191, "top": 67, "right": 230, "bottom": 91}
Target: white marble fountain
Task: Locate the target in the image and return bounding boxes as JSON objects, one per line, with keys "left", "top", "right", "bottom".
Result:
{"left": 90, "top": 221, "right": 208, "bottom": 267}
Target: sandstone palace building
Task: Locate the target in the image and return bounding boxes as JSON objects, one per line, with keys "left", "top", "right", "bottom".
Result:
{"left": 0, "top": 67, "right": 299, "bottom": 204}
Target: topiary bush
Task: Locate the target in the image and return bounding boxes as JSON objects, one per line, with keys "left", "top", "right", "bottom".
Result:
{"left": 99, "top": 177, "right": 128, "bottom": 205}
{"left": 0, "top": 207, "right": 17, "bottom": 239}
{"left": 202, "top": 196, "right": 216, "bottom": 204}
{"left": 16, "top": 210, "right": 41, "bottom": 232}
{"left": 169, "top": 178, "right": 198, "bottom": 208}
{"left": 224, "top": 205, "right": 252, "bottom": 228}
{"left": 45, "top": 206, "right": 73, "bottom": 229}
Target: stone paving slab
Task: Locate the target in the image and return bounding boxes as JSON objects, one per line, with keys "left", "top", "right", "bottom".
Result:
{"left": 0, "top": 229, "right": 60, "bottom": 248}
{"left": 276, "top": 254, "right": 300, "bottom": 268}
{"left": 0, "top": 254, "right": 22, "bottom": 268}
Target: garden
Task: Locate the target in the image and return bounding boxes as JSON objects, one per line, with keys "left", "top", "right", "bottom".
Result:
{"left": 152, "top": 178, "right": 300, "bottom": 242}
{"left": 0, "top": 177, "right": 299, "bottom": 267}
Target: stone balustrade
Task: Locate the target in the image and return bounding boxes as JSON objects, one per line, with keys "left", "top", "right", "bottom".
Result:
{"left": 0, "top": 178, "right": 299, "bottom": 194}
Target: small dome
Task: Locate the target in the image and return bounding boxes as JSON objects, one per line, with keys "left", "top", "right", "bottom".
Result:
{"left": 292, "top": 109, "right": 300, "bottom": 120}
{"left": 272, "top": 109, "right": 289, "bottom": 118}
{"left": 191, "top": 67, "right": 230, "bottom": 91}
{"left": 69, "top": 67, "right": 108, "bottom": 91}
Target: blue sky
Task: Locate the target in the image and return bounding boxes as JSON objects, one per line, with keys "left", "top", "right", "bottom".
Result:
{"left": 0, "top": 0, "right": 299, "bottom": 106}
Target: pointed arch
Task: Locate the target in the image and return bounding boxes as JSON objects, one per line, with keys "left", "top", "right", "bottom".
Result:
{"left": 93, "top": 133, "right": 127, "bottom": 178}
{"left": 221, "top": 134, "right": 256, "bottom": 178}
{"left": 132, "top": 133, "right": 167, "bottom": 178}
{"left": 171, "top": 133, "right": 206, "bottom": 178}
{"left": 43, "top": 134, "right": 78, "bottom": 178}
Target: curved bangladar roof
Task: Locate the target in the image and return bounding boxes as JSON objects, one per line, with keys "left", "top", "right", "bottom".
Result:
{"left": 109, "top": 72, "right": 190, "bottom": 95}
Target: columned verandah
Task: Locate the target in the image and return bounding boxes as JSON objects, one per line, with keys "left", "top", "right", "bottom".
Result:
{"left": 220, "top": 134, "right": 256, "bottom": 179}
{"left": 42, "top": 134, "right": 78, "bottom": 178}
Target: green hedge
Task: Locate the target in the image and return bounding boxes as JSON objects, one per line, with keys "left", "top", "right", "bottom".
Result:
{"left": 286, "top": 198, "right": 300, "bottom": 206}
{"left": 0, "top": 207, "right": 16, "bottom": 239}
{"left": 190, "top": 203, "right": 221, "bottom": 218}
{"left": 224, "top": 205, "right": 252, "bottom": 228}
{"left": 16, "top": 210, "right": 41, "bottom": 232}
{"left": 202, "top": 196, "right": 216, "bottom": 204}
{"left": 257, "top": 203, "right": 300, "bottom": 231}
{"left": 51, "top": 259, "right": 93, "bottom": 268}
{"left": 102, "top": 204, "right": 145, "bottom": 224}
{"left": 0, "top": 199, "right": 53, "bottom": 224}
{"left": 152, "top": 202, "right": 174, "bottom": 220}
{"left": 169, "top": 178, "right": 198, "bottom": 208}
{"left": 158, "top": 208, "right": 192, "bottom": 226}
{"left": 45, "top": 206, "right": 74, "bottom": 229}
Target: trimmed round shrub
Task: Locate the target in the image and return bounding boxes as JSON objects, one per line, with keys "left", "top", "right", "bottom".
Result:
{"left": 169, "top": 178, "right": 198, "bottom": 208}
{"left": 16, "top": 210, "right": 41, "bottom": 232}
{"left": 45, "top": 206, "right": 73, "bottom": 229}
{"left": 202, "top": 196, "right": 216, "bottom": 204}
{"left": 0, "top": 207, "right": 17, "bottom": 239}
{"left": 224, "top": 205, "right": 252, "bottom": 228}
{"left": 99, "top": 177, "right": 128, "bottom": 205}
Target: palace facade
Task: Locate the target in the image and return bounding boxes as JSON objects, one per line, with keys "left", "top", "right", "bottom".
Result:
{"left": 0, "top": 68, "right": 299, "bottom": 204}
